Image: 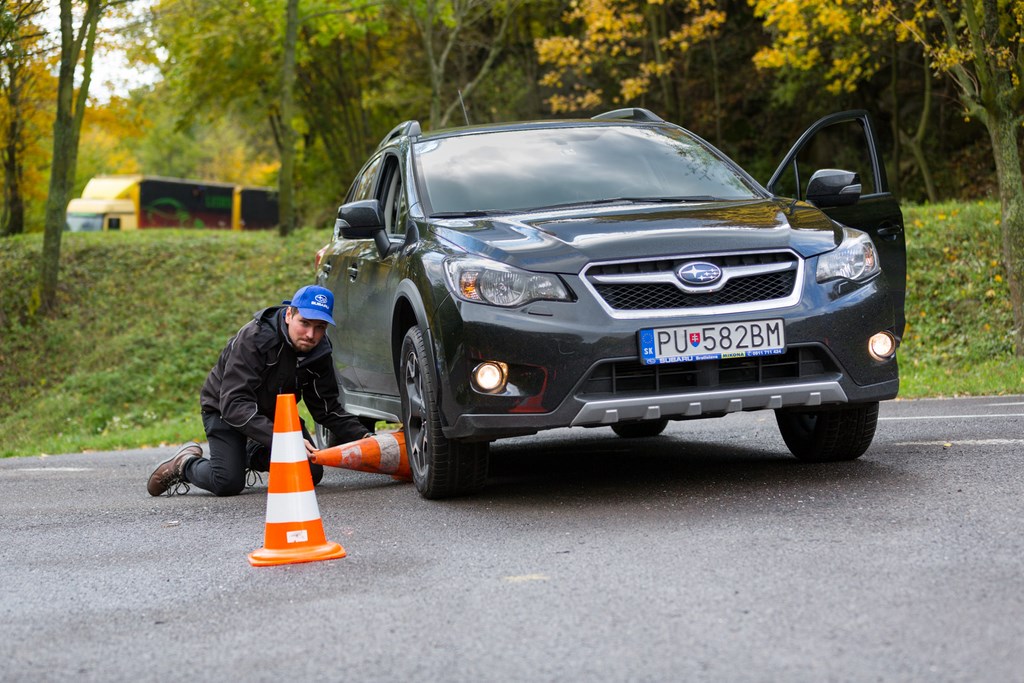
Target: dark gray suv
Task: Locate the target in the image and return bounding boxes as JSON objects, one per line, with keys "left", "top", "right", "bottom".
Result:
{"left": 315, "top": 109, "right": 906, "bottom": 498}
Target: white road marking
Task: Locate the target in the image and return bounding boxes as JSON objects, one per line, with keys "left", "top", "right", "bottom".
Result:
{"left": 895, "top": 439, "right": 1024, "bottom": 447}
{"left": 880, "top": 413, "right": 1024, "bottom": 421}
{"left": 503, "top": 574, "right": 550, "bottom": 583}
{"left": 1, "top": 467, "right": 92, "bottom": 472}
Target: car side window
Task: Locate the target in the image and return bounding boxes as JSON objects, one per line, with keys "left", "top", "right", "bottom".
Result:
{"left": 772, "top": 120, "right": 878, "bottom": 201}
{"left": 349, "top": 155, "right": 384, "bottom": 202}
{"left": 378, "top": 156, "right": 405, "bottom": 236}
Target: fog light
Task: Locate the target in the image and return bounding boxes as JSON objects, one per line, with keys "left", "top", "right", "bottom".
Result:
{"left": 473, "top": 361, "right": 508, "bottom": 392}
{"left": 868, "top": 331, "right": 897, "bottom": 360}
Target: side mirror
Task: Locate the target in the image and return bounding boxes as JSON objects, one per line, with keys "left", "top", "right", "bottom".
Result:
{"left": 806, "top": 169, "right": 861, "bottom": 208}
{"left": 336, "top": 199, "right": 384, "bottom": 238}
{"left": 332, "top": 218, "right": 348, "bottom": 241}
{"left": 335, "top": 199, "right": 397, "bottom": 258}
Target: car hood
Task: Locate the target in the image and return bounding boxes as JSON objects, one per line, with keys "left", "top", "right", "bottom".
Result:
{"left": 433, "top": 199, "right": 843, "bottom": 274}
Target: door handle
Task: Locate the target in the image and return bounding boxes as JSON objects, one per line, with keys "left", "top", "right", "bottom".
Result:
{"left": 348, "top": 264, "right": 359, "bottom": 281}
{"left": 321, "top": 262, "right": 332, "bottom": 275}
{"left": 877, "top": 222, "right": 903, "bottom": 238}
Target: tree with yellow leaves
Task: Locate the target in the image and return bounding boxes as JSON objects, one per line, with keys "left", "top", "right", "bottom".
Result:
{"left": 750, "top": 0, "right": 943, "bottom": 201}
{"left": 536, "top": 0, "right": 725, "bottom": 116}
{"left": 0, "top": 0, "right": 48, "bottom": 237}
{"left": 877, "top": 0, "right": 1024, "bottom": 357}
{"left": 752, "top": 0, "right": 1024, "bottom": 357}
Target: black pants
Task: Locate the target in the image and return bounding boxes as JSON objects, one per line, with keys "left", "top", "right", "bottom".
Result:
{"left": 182, "top": 412, "right": 324, "bottom": 496}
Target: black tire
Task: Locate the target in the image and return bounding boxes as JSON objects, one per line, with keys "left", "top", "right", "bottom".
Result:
{"left": 313, "top": 415, "right": 376, "bottom": 449}
{"left": 400, "top": 326, "right": 488, "bottom": 498}
{"left": 313, "top": 422, "right": 337, "bottom": 450}
{"left": 611, "top": 419, "right": 668, "bottom": 439}
{"left": 775, "top": 402, "right": 879, "bottom": 462}
{"left": 313, "top": 366, "right": 378, "bottom": 448}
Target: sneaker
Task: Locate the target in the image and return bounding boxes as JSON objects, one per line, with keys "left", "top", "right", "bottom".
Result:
{"left": 147, "top": 442, "right": 203, "bottom": 496}
{"left": 245, "top": 468, "right": 265, "bottom": 488}
{"left": 245, "top": 440, "right": 270, "bottom": 488}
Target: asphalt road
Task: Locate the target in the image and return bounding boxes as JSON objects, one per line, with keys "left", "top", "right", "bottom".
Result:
{"left": 1, "top": 395, "right": 1022, "bottom": 682}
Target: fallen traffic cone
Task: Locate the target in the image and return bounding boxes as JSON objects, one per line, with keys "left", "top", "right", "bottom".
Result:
{"left": 310, "top": 431, "right": 412, "bottom": 481}
{"left": 248, "top": 394, "right": 346, "bottom": 567}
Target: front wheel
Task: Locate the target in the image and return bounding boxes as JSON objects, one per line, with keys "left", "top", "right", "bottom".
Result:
{"left": 400, "top": 326, "right": 488, "bottom": 499}
{"left": 775, "top": 402, "right": 879, "bottom": 462}
{"left": 313, "top": 422, "right": 337, "bottom": 450}
{"left": 314, "top": 416, "right": 377, "bottom": 449}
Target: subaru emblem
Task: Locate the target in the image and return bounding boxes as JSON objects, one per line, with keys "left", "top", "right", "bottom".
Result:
{"left": 676, "top": 261, "right": 722, "bottom": 286}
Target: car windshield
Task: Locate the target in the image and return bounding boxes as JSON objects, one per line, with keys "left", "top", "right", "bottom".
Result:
{"left": 66, "top": 214, "right": 103, "bottom": 232}
{"left": 413, "top": 125, "right": 759, "bottom": 215}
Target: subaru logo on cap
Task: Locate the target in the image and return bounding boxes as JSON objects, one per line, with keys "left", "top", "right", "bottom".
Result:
{"left": 287, "top": 285, "right": 336, "bottom": 325}
{"left": 676, "top": 261, "right": 722, "bottom": 286}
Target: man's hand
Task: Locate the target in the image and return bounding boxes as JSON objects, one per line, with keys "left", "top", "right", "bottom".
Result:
{"left": 304, "top": 438, "right": 317, "bottom": 459}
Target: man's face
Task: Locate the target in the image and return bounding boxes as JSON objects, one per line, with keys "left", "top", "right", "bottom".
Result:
{"left": 285, "top": 309, "right": 329, "bottom": 352}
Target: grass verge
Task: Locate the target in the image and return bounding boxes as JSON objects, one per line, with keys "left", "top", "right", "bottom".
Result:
{"left": 0, "top": 228, "right": 327, "bottom": 457}
{"left": 0, "top": 201, "right": 1021, "bottom": 458}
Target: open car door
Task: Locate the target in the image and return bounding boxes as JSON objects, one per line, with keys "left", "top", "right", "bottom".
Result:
{"left": 767, "top": 110, "right": 906, "bottom": 339}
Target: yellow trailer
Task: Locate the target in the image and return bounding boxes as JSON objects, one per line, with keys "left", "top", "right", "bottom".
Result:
{"left": 66, "top": 175, "right": 278, "bottom": 232}
{"left": 66, "top": 176, "right": 140, "bottom": 231}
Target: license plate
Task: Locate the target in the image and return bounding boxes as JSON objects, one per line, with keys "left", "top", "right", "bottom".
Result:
{"left": 638, "top": 319, "right": 785, "bottom": 365}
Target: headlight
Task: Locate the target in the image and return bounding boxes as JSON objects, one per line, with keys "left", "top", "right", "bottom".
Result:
{"left": 816, "top": 228, "right": 880, "bottom": 283}
{"left": 445, "top": 257, "right": 572, "bottom": 307}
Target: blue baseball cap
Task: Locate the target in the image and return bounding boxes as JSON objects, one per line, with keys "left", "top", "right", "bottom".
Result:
{"left": 284, "top": 285, "right": 336, "bottom": 325}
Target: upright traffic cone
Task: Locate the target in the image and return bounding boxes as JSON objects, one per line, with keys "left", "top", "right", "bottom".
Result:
{"left": 309, "top": 431, "right": 412, "bottom": 481}
{"left": 248, "top": 394, "right": 346, "bottom": 567}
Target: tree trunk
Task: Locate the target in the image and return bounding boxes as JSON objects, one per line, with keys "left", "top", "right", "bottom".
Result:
{"left": 897, "top": 54, "right": 938, "bottom": 203}
{"left": 0, "top": 2, "right": 43, "bottom": 237}
{"left": 644, "top": 2, "right": 672, "bottom": 116}
{"left": 899, "top": 129, "right": 938, "bottom": 203}
{"left": 438, "top": 6, "right": 513, "bottom": 128}
{"left": 277, "top": 0, "right": 299, "bottom": 236}
{"left": 39, "top": 0, "right": 100, "bottom": 314}
{"left": 40, "top": 6, "right": 80, "bottom": 314}
{"left": 2, "top": 73, "right": 25, "bottom": 237}
{"left": 2, "top": 117, "right": 25, "bottom": 237}
{"left": 709, "top": 35, "right": 721, "bottom": 148}
{"left": 985, "top": 110, "right": 1024, "bottom": 357}
{"left": 888, "top": 39, "right": 900, "bottom": 198}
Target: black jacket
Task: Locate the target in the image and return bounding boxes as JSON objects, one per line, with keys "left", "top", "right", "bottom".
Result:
{"left": 200, "top": 305, "right": 367, "bottom": 448}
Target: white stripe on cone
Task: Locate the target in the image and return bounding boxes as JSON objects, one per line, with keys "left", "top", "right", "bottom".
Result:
{"left": 377, "top": 433, "right": 402, "bottom": 473}
{"left": 265, "top": 490, "right": 321, "bottom": 524}
{"left": 271, "top": 430, "right": 307, "bottom": 463}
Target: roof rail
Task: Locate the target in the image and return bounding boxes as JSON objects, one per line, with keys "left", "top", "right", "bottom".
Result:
{"left": 591, "top": 108, "right": 664, "bottom": 123}
{"left": 377, "top": 120, "right": 422, "bottom": 149}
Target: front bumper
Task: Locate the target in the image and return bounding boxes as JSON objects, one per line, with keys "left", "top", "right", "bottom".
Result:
{"left": 434, "top": 273, "right": 899, "bottom": 441}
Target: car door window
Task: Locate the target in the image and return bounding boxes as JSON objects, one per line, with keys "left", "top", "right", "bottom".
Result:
{"left": 348, "top": 154, "right": 384, "bottom": 202}
{"left": 769, "top": 118, "right": 880, "bottom": 201}
{"left": 378, "top": 156, "right": 406, "bottom": 236}
{"left": 768, "top": 110, "right": 905, "bottom": 339}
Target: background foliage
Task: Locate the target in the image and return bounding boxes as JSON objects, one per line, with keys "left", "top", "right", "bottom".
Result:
{"left": 0, "top": 1, "right": 1022, "bottom": 456}
{"left": 4, "top": 0, "right": 1015, "bottom": 231}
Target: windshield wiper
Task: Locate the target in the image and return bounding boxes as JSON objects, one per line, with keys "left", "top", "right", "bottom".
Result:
{"left": 529, "top": 196, "right": 721, "bottom": 211}
{"left": 607, "top": 196, "right": 721, "bottom": 203}
{"left": 429, "top": 210, "right": 512, "bottom": 218}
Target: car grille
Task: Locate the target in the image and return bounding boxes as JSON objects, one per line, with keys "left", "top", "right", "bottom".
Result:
{"left": 577, "top": 347, "right": 836, "bottom": 398}
{"left": 594, "top": 270, "right": 795, "bottom": 310}
{"left": 585, "top": 251, "right": 799, "bottom": 312}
